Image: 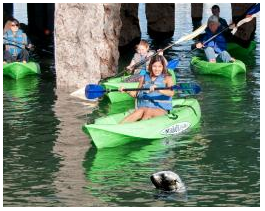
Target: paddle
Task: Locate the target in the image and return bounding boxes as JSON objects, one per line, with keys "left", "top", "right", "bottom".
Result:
{"left": 231, "top": 3, "right": 260, "bottom": 35}
{"left": 70, "top": 58, "right": 180, "bottom": 101}
{"left": 111, "top": 24, "right": 207, "bottom": 79}
{"left": 3, "top": 37, "right": 53, "bottom": 55}
{"left": 85, "top": 83, "right": 201, "bottom": 100}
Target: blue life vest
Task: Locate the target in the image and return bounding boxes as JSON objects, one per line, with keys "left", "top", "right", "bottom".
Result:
{"left": 202, "top": 27, "right": 227, "bottom": 54}
{"left": 137, "top": 73, "right": 172, "bottom": 111}
{"left": 3, "top": 29, "right": 27, "bottom": 56}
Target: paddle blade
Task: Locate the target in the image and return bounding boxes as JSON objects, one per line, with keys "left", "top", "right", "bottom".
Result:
{"left": 246, "top": 3, "right": 260, "bottom": 16}
{"left": 176, "top": 24, "right": 207, "bottom": 44}
{"left": 85, "top": 84, "right": 106, "bottom": 99}
{"left": 172, "top": 83, "right": 201, "bottom": 95}
{"left": 167, "top": 59, "right": 179, "bottom": 70}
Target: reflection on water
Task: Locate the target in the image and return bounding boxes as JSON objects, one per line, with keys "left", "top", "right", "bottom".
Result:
{"left": 3, "top": 3, "right": 259, "bottom": 207}
{"left": 83, "top": 134, "right": 206, "bottom": 206}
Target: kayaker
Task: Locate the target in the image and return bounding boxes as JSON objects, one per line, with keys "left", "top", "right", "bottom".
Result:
{"left": 211, "top": 5, "right": 233, "bottom": 41}
{"left": 211, "top": 5, "right": 228, "bottom": 28}
{"left": 124, "top": 40, "right": 166, "bottom": 82}
{"left": 196, "top": 15, "right": 235, "bottom": 63}
{"left": 3, "top": 18, "right": 32, "bottom": 64}
{"left": 119, "top": 55, "right": 174, "bottom": 123}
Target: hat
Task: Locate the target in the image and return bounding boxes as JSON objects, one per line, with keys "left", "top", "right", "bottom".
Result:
{"left": 207, "top": 15, "right": 219, "bottom": 25}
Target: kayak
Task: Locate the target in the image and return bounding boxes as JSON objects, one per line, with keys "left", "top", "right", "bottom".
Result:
{"left": 227, "top": 41, "right": 256, "bottom": 57}
{"left": 190, "top": 56, "right": 246, "bottom": 78}
{"left": 102, "top": 68, "right": 177, "bottom": 103}
{"left": 3, "top": 62, "right": 40, "bottom": 79}
{"left": 82, "top": 98, "right": 201, "bottom": 149}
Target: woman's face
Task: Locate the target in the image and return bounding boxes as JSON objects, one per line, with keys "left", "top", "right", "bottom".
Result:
{"left": 137, "top": 45, "right": 148, "bottom": 55}
{"left": 151, "top": 61, "right": 164, "bottom": 76}
{"left": 11, "top": 22, "right": 19, "bottom": 32}
{"left": 209, "top": 22, "right": 219, "bottom": 33}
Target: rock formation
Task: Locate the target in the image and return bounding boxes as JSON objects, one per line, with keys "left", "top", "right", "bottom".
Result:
{"left": 146, "top": 3, "right": 175, "bottom": 40}
{"left": 55, "top": 3, "right": 122, "bottom": 89}
{"left": 119, "top": 3, "right": 141, "bottom": 48}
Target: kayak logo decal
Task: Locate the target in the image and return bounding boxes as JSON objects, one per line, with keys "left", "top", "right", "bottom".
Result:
{"left": 161, "top": 122, "right": 191, "bottom": 135}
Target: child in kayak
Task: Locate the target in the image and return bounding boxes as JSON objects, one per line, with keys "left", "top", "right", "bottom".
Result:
{"left": 3, "top": 18, "right": 31, "bottom": 64}
{"left": 124, "top": 40, "right": 166, "bottom": 82}
{"left": 196, "top": 15, "right": 235, "bottom": 63}
{"left": 119, "top": 55, "right": 174, "bottom": 123}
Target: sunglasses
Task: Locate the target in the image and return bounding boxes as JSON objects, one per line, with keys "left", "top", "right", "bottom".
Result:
{"left": 11, "top": 24, "right": 19, "bottom": 27}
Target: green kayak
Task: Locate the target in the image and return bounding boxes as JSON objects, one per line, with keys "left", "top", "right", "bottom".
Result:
{"left": 3, "top": 62, "right": 40, "bottom": 80}
{"left": 102, "top": 68, "right": 177, "bottom": 103}
{"left": 83, "top": 98, "right": 201, "bottom": 149}
{"left": 190, "top": 57, "right": 246, "bottom": 78}
{"left": 227, "top": 41, "right": 256, "bottom": 57}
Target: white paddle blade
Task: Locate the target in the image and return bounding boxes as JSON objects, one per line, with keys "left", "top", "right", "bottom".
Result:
{"left": 70, "top": 86, "right": 98, "bottom": 102}
{"left": 231, "top": 14, "right": 257, "bottom": 35}
{"left": 175, "top": 24, "right": 207, "bottom": 44}
{"left": 70, "top": 87, "right": 88, "bottom": 101}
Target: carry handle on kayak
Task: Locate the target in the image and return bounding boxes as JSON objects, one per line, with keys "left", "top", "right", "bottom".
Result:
{"left": 85, "top": 83, "right": 201, "bottom": 99}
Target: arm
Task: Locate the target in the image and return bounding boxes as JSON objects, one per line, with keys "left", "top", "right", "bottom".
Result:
{"left": 214, "top": 34, "right": 227, "bottom": 53}
{"left": 119, "top": 76, "right": 144, "bottom": 98}
{"left": 3, "top": 32, "right": 8, "bottom": 45}
{"left": 127, "top": 53, "right": 139, "bottom": 72}
{"left": 22, "top": 33, "right": 28, "bottom": 47}
{"left": 157, "top": 76, "right": 174, "bottom": 97}
{"left": 127, "top": 59, "right": 136, "bottom": 71}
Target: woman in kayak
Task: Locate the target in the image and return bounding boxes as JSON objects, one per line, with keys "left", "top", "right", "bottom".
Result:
{"left": 124, "top": 40, "right": 166, "bottom": 82}
{"left": 3, "top": 18, "right": 31, "bottom": 64}
{"left": 119, "top": 55, "right": 174, "bottom": 123}
{"left": 196, "top": 15, "right": 235, "bottom": 63}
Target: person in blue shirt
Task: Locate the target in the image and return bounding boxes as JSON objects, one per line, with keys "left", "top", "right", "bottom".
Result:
{"left": 3, "top": 18, "right": 31, "bottom": 64}
{"left": 196, "top": 15, "right": 235, "bottom": 63}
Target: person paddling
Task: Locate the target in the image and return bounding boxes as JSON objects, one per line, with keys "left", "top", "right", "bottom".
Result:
{"left": 196, "top": 15, "right": 235, "bottom": 63}
{"left": 3, "top": 18, "right": 32, "bottom": 64}
{"left": 124, "top": 40, "right": 166, "bottom": 82}
{"left": 119, "top": 55, "right": 174, "bottom": 123}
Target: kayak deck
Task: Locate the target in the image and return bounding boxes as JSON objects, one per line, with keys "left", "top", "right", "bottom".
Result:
{"left": 3, "top": 62, "right": 40, "bottom": 80}
{"left": 227, "top": 41, "right": 256, "bottom": 57}
{"left": 83, "top": 98, "right": 201, "bottom": 148}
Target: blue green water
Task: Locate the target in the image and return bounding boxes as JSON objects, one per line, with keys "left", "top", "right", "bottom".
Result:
{"left": 3, "top": 3, "right": 260, "bottom": 206}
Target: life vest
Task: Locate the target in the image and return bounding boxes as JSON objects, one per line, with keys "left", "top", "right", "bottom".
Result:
{"left": 137, "top": 73, "right": 172, "bottom": 111}
{"left": 4, "top": 29, "right": 27, "bottom": 56}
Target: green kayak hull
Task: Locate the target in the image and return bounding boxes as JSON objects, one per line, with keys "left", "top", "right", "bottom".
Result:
{"left": 227, "top": 41, "right": 256, "bottom": 57}
{"left": 3, "top": 62, "right": 40, "bottom": 80}
{"left": 82, "top": 98, "right": 201, "bottom": 149}
{"left": 190, "top": 56, "right": 246, "bottom": 78}
{"left": 102, "top": 69, "right": 176, "bottom": 103}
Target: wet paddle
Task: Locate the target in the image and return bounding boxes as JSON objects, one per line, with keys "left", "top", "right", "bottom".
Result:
{"left": 3, "top": 37, "right": 53, "bottom": 55}
{"left": 70, "top": 58, "right": 180, "bottom": 101}
{"left": 85, "top": 83, "right": 201, "bottom": 100}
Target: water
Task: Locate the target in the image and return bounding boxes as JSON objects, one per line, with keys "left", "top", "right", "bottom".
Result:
{"left": 3, "top": 3, "right": 260, "bottom": 206}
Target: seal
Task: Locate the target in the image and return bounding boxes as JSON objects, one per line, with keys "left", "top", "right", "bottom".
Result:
{"left": 150, "top": 171, "right": 186, "bottom": 192}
